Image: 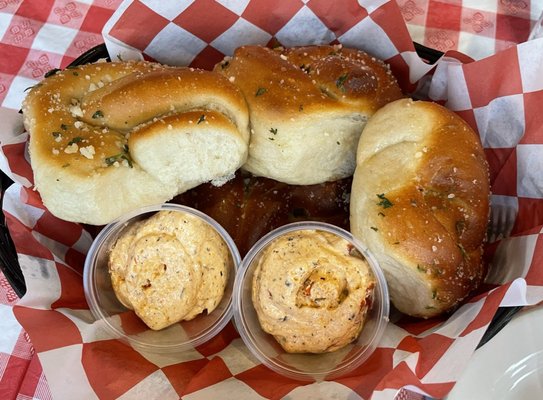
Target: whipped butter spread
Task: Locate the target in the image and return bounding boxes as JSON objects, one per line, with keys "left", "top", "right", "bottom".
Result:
{"left": 252, "top": 230, "right": 376, "bottom": 353}
{"left": 108, "top": 210, "right": 231, "bottom": 330}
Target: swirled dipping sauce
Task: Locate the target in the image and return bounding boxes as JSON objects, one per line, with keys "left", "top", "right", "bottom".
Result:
{"left": 252, "top": 230, "right": 376, "bottom": 353}
{"left": 108, "top": 210, "right": 231, "bottom": 330}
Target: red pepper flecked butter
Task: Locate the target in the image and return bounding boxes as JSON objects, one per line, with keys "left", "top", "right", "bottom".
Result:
{"left": 252, "top": 229, "right": 376, "bottom": 353}
{"left": 108, "top": 210, "right": 231, "bottom": 330}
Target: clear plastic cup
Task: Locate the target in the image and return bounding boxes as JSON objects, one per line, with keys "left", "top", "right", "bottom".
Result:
{"left": 233, "top": 221, "right": 389, "bottom": 381}
{"left": 83, "top": 203, "right": 240, "bottom": 353}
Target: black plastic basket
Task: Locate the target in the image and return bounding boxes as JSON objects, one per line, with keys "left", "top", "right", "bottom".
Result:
{"left": 0, "top": 43, "right": 521, "bottom": 347}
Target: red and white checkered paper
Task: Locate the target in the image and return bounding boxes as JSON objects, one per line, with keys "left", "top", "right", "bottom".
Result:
{"left": 0, "top": 0, "right": 124, "bottom": 111}
{"left": 1, "top": 0, "right": 543, "bottom": 399}
{"left": 399, "top": 0, "right": 543, "bottom": 60}
{"left": 0, "top": 271, "right": 52, "bottom": 400}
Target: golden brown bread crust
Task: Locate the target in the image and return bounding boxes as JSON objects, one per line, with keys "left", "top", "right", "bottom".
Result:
{"left": 80, "top": 67, "right": 249, "bottom": 131}
{"left": 214, "top": 45, "right": 403, "bottom": 184}
{"left": 280, "top": 46, "right": 403, "bottom": 112}
{"left": 22, "top": 61, "right": 250, "bottom": 225}
{"left": 217, "top": 45, "right": 401, "bottom": 117}
{"left": 175, "top": 172, "right": 351, "bottom": 256}
{"left": 350, "top": 98, "right": 490, "bottom": 318}
{"left": 24, "top": 62, "right": 162, "bottom": 175}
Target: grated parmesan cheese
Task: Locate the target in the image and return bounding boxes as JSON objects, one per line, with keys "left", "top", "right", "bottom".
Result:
{"left": 64, "top": 143, "right": 78, "bottom": 154}
{"left": 79, "top": 145, "right": 95, "bottom": 159}
{"left": 69, "top": 105, "right": 83, "bottom": 118}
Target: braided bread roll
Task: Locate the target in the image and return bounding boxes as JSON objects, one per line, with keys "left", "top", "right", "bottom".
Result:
{"left": 23, "top": 61, "right": 250, "bottom": 225}
{"left": 350, "top": 99, "right": 490, "bottom": 318}
{"left": 214, "top": 45, "right": 403, "bottom": 185}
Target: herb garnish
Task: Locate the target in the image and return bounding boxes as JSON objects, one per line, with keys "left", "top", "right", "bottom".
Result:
{"left": 197, "top": 114, "right": 206, "bottom": 124}
{"left": 67, "top": 137, "right": 82, "bottom": 146}
{"left": 255, "top": 87, "right": 267, "bottom": 96}
{"left": 105, "top": 153, "right": 133, "bottom": 168}
{"left": 455, "top": 220, "right": 465, "bottom": 235}
{"left": 52, "top": 132, "right": 61, "bottom": 138}
{"left": 105, "top": 145, "right": 133, "bottom": 167}
{"left": 60, "top": 124, "right": 68, "bottom": 130}
{"left": 300, "top": 64, "right": 311, "bottom": 73}
{"left": 336, "top": 73, "right": 348, "bottom": 91}
{"left": 376, "top": 193, "right": 393, "bottom": 208}
{"left": 92, "top": 110, "right": 104, "bottom": 119}
{"left": 269, "top": 128, "right": 278, "bottom": 135}
{"left": 370, "top": 226, "right": 378, "bottom": 231}
{"left": 457, "top": 243, "right": 469, "bottom": 260}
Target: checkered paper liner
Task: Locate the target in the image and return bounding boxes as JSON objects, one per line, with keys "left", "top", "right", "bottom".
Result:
{"left": 0, "top": 272, "right": 52, "bottom": 400}
{"left": 0, "top": 0, "right": 123, "bottom": 111}
{"left": 399, "top": 0, "right": 543, "bottom": 60}
{"left": 1, "top": 0, "right": 543, "bottom": 399}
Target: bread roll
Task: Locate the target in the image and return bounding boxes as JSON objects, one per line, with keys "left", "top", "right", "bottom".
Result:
{"left": 175, "top": 172, "right": 352, "bottom": 256}
{"left": 214, "top": 45, "right": 403, "bottom": 185}
{"left": 22, "top": 61, "right": 250, "bottom": 225}
{"left": 350, "top": 99, "right": 490, "bottom": 318}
